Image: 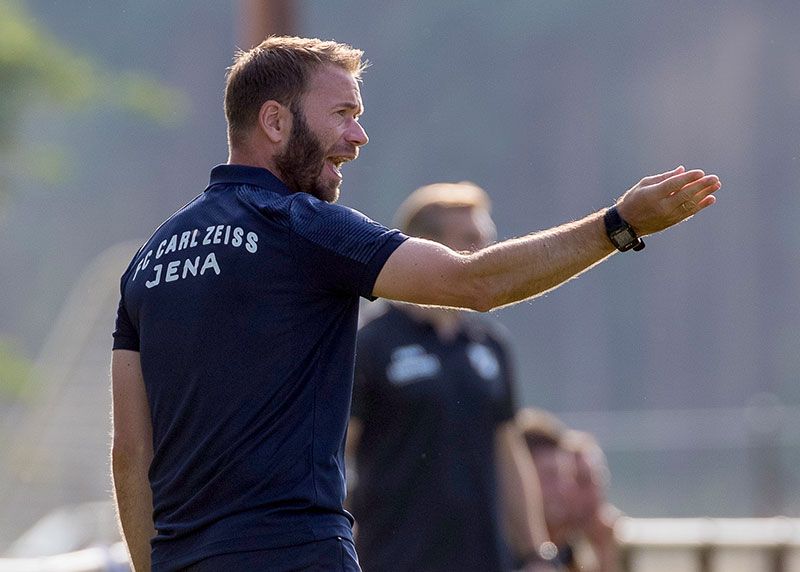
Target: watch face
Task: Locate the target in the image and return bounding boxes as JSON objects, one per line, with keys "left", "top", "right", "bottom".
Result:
{"left": 611, "top": 227, "right": 635, "bottom": 247}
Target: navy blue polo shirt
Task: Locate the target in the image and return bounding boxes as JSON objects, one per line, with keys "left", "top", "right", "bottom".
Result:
{"left": 112, "top": 164, "right": 407, "bottom": 571}
{"left": 351, "top": 304, "right": 517, "bottom": 572}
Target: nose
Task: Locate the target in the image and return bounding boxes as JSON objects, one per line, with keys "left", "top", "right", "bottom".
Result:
{"left": 347, "top": 119, "right": 369, "bottom": 147}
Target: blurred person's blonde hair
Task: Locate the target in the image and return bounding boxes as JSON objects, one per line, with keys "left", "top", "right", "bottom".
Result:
{"left": 394, "top": 181, "right": 492, "bottom": 238}
{"left": 225, "top": 35, "right": 368, "bottom": 147}
{"left": 516, "top": 407, "right": 568, "bottom": 450}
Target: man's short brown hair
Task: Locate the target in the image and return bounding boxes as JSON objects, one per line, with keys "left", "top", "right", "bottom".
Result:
{"left": 224, "top": 36, "right": 367, "bottom": 147}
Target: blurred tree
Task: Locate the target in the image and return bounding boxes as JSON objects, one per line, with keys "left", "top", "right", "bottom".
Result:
{"left": 0, "top": 0, "right": 186, "bottom": 196}
{"left": 0, "top": 0, "right": 186, "bottom": 394}
{"left": 0, "top": 338, "right": 32, "bottom": 401}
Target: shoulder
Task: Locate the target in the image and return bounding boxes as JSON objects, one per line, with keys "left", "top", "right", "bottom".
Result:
{"left": 289, "top": 195, "right": 401, "bottom": 266}
{"left": 119, "top": 194, "right": 205, "bottom": 287}
{"left": 288, "top": 193, "right": 379, "bottom": 228}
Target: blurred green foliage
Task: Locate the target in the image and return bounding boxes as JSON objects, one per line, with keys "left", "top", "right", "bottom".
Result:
{"left": 0, "top": 0, "right": 186, "bottom": 188}
{"left": 0, "top": 0, "right": 188, "bottom": 383}
{"left": 0, "top": 338, "right": 33, "bottom": 400}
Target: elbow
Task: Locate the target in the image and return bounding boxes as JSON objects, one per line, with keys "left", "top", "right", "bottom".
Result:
{"left": 427, "top": 251, "right": 499, "bottom": 312}
{"left": 468, "top": 296, "right": 496, "bottom": 314}
{"left": 459, "top": 273, "right": 498, "bottom": 313}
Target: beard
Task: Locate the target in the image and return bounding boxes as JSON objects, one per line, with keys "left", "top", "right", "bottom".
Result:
{"left": 274, "top": 108, "right": 340, "bottom": 203}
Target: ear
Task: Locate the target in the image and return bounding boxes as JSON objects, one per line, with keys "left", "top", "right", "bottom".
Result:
{"left": 258, "top": 100, "right": 291, "bottom": 144}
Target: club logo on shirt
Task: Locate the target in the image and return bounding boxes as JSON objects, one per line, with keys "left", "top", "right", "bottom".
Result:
{"left": 386, "top": 344, "right": 441, "bottom": 385}
{"left": 467, "top": 343, "right": 500, "bottom": 380}
{"left": 130, "top": 225, "right": 259, "bottom": 289}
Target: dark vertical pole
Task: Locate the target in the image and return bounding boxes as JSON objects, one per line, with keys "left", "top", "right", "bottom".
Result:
{"left": 237, "top": 0, "right": 297, "bottom": 49}
{"left": 698, "top": 545, "right": 712, "bottom": 572}
{"left": 746, "top": 394, "right": 786, "bottom": 517}
{"left": 619, "top": 544, "right": 632, "bottom": 572}
{"left": 771, "top": 545, "right": 787, "bottom": 572}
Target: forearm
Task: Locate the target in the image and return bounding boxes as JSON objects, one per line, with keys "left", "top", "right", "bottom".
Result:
{"left": 112, "top": 453, "right": 155, "bottom": 571}
{"left": 374, "top": 167, "right": 720, "bottom": 311}
{"left": 111, "top": 350, "right": 155, "bottom": 570}
{"left": 468, "top": 210, "right": 614, "bottom": 310}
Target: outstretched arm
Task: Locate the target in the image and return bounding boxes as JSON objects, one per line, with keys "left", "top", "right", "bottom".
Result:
{"left": 111, "top": 349, "right": 155, "bottom": 571}
{"left": 373, "top": 167, "right": 721, "bottom": 310}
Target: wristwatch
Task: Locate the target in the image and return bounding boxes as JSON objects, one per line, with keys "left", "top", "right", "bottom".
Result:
{"left": 604, "top": 206, "right": 645, "bottom": 252}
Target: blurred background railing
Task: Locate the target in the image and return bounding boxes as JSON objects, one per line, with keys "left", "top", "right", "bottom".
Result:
{"left": 2, "top": 514, "right": 800, "bottom": 572}
{"left": 618, "top": 518, "right": 800, "bottom": 572}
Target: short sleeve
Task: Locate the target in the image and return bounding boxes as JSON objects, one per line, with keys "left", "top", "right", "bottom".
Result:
{"left": 289, "top": 195, "right": 407, "bottom": 299}
{"left": 112, "top": 293, "right": 140, "bottom": 352}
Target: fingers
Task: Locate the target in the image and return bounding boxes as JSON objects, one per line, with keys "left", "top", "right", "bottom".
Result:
{"left": 639, "top": 165, "right": 685, "bottom": 186}
{"left": 679, "top": 175, "right": 720, "bottom": 201}
{"left": 659, "top": 169, "right": 706, "bottom": 195}
{"left": 691, "top": 180, "right": 721, "bottom": 211}
{"left": 673, "top": 176, "right": 721, "bottom": 216}
{"left": 622, "top": 167, "right": 720, "bottom": 234}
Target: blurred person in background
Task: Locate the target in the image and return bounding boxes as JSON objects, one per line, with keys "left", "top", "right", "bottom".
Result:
{"left": 519, "top": 409, "right": 622, "bottom": 572}
{"left": 347, "top": 183, "right": 557, "bottom": 572}
{"left": 110, "top": 34, "right": 720, "bottom": 572}
{"left": 518, "top": 408, "right": 579, "bottom": 570}
{"left": 563, "top": 430, "right": 622, "bottom": 572}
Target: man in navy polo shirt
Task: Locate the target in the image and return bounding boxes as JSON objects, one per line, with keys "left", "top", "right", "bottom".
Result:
{"left": 111, "top": 36, "right": 722, "bottom": 571}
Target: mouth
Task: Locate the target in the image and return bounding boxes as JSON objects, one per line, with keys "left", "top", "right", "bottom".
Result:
{"left": 325, "top": 154, "right": 356, "bottom": 179}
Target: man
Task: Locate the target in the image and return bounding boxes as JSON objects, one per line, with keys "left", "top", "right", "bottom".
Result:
{"left": 518, "top": 408, "right": 580, "bottom": 570}
{"left": 347, "top": 182, "right": 555, "bottom": 572}
{"left": 111, "top": 36, "right": 721, "bottom": 571}
{"left": 519, "top": 410, "right": 621, "bottom": 572}
{"left": 562, "top": 430, "right": 622, "bottom": 572}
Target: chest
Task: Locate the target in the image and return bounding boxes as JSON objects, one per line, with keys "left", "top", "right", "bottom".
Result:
{"left": 380, "top": 338, "right": 507, "bottom": 406}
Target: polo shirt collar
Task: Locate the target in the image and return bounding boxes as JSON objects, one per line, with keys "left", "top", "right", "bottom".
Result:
{"left": 207, "top": 164, "right": 291, "bottom": 195}
{"left": 390, "top": 304, "right": 486, "bottom": 344}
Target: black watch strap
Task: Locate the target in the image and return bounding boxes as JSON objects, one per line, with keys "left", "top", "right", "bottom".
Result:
{"left": 604, "top": 206, "right": 645, "bottom": 252}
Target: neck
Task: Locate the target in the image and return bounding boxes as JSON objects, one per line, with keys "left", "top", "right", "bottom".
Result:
{"left": 396, "top": 303, "right": 465, "bottom": 341}
{"left": 228, "top": 144, "right": 280, "bottom": 174}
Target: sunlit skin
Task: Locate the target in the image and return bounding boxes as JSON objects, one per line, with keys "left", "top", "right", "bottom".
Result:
{"left": 277, "top": 65, "right": 368, "bottom": 202}
{"left": 399, "top": 205, "right": 496, "bottom": 334}
{"left": 529, "top": 445, "right": 579, "bottom": 544}
{"left": 229, "top": 64, "right": 368, "bottom": 203}
{"left": 570, "top": 449, "right": 604, "bottom": 526}
{"left": 563, "top": 445, "right": 622, "bottom": 571}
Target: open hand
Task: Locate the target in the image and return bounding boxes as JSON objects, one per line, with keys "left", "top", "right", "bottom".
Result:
{"left": 617, "top": 165, "right": 721, "bottom": 236}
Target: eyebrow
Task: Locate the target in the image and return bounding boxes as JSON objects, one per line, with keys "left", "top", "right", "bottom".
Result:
{"left": 335, "top": 101, "right": 364, "bottom": 115}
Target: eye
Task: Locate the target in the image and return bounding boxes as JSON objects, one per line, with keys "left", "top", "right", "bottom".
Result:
{"left": 335, "top": 108, "right": 362, "bottom": 121}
